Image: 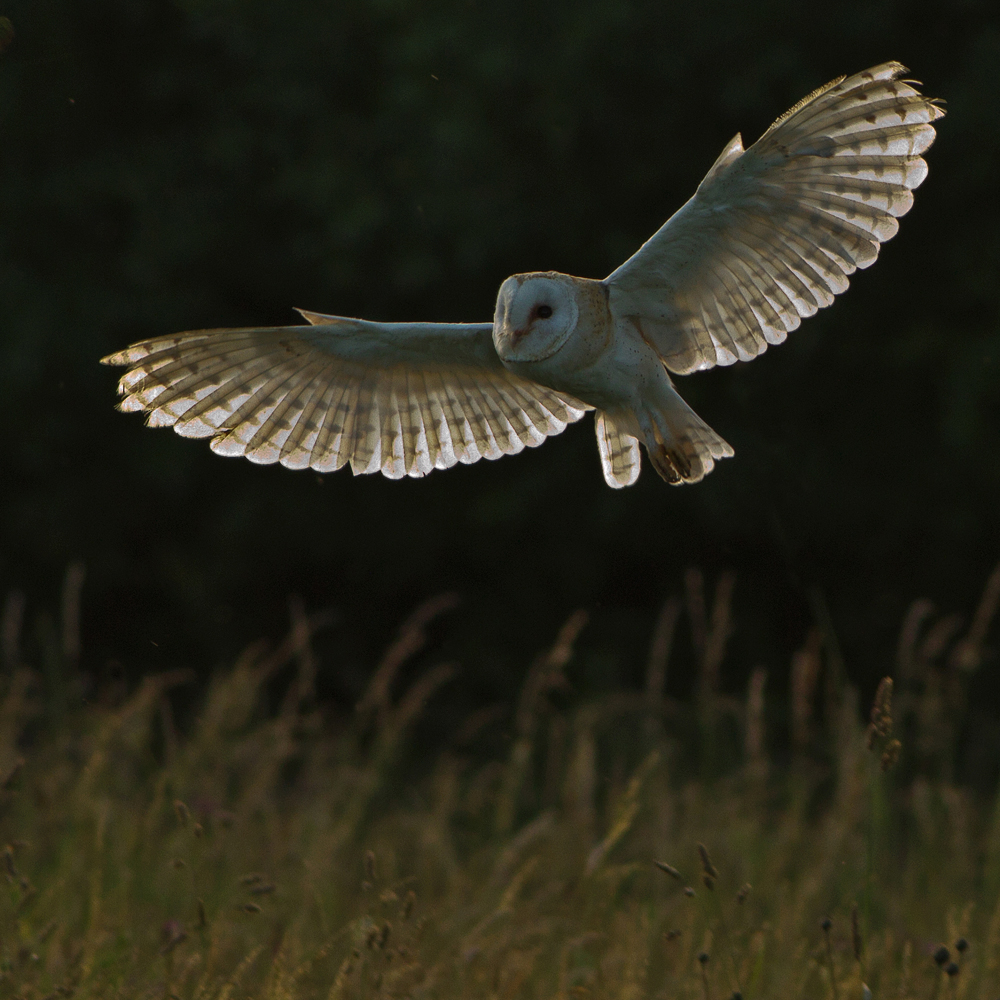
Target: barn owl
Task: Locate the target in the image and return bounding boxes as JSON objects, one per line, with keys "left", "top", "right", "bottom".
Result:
{"left": 103, "top": 62, "right": 942, "bottom": 487}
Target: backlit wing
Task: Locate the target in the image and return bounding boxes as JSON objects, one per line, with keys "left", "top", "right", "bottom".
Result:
{"left": 595, "top": 412, "right": 641, "bottom": 488}
{"left": 605, "top": 62, "right": 944, "bottom": 374}
{"left": 102, "top": 311, "right": 590, "bottom": 479}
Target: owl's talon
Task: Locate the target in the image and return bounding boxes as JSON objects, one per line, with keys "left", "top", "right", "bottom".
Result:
{"left": 669, "top": 448, "right": 691, "bottom": 480}
{"left": 649, "top": 444, "right": 689, "bottom": 484}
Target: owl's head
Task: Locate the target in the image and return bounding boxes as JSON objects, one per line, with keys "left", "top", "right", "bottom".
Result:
{"left": 492, "top": 272, "right": 579, "bottom": 363}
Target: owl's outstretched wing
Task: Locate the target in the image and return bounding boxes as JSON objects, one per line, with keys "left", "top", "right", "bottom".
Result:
{"left": 102, "top": 311, "right": 590, "bottom": 479}
{"left": 604, "top": 62, "right": 944, "bottom": 375}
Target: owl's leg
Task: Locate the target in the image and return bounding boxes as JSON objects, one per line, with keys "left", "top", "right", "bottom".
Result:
{"left": 635, "top": 409, "right": 690, "bottom": 484}
{"left": 636, "top": 383, "right": 734, "bottom": 485}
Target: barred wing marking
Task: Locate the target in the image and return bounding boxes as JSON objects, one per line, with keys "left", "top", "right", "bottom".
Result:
{"left": 594, "top": 412, "right": 641, "bottom": 489}
{"left": 102, "top": 313, "right": 590, "bottom": 479}
{"left": 605, "top": 62, "right": 944, "bottom": 374}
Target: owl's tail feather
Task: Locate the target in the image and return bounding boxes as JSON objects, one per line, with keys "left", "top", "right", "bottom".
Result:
{"left": 595, "top": 411, "right": 641, "bottom": 488}
{"left": 640, "top": 396, "right": 734, "bottom": 486}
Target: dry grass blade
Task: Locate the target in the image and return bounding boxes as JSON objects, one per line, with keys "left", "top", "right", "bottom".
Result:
{"left": 254, "top": 605, "right": 338, "bottom": 685}
{"left": 701, "top": 572, "right": 736, "bottom": 700}
{"left": 355, "top": 592, "right": 459, "bottom": 725}
{"left": 646, "top": 597, "right": 680, "bottom": 708}
{"left": 60, "top": 561, "right": 86, "bottom": 667}
{"left": 697, "top": 843, "right": 719, "bottom": 880}
{"left": 745, "top": 667, "right": 768, "bottom": 778}
{"left": 655, "top": 861, "right": 682, "bottom": 880}
{"left": 495, "top": 610, "right": 588, "bottom": 834}
{"left": 896, "top": 598, "right": 935, "bottom": 681}
{"left": 950, "top": 560, "right": 1000, "bottom": 671}
{"left": 791, "top": 629, "right": 822, "bottom": 753}
{"left": 584, "top": 750, "right": 659, "bottom": 874}
{"left": 920, "top": 613, "right": 963, "bottom": 663}
{"left": 685, "top": 568, "right": 707, "bottom": 661}
{"left": 281, "top": 593, "right": 317, "bottom": 716}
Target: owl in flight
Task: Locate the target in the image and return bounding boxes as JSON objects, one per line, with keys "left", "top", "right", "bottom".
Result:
{"left": 104, "top": 63, "right": 942, "bottom": 487}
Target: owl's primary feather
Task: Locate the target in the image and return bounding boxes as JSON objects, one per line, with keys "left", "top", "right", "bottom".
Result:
{"left": 105, "top": 316, "right": 590, "bottom": 478}
{"left": 605, "top": 62, "right": 943, "bottom": 375}
{"left": 103, "top": 62, "right": 942, "bottom": 487}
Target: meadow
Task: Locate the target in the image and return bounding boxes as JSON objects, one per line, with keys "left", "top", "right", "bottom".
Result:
{"left": 0, "top": 565, "right": 998, "bottom": 1000}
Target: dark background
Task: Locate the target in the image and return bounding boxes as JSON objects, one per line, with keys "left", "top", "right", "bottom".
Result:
{"left": 1, "top": 1, "right": 997, "bottom": 747}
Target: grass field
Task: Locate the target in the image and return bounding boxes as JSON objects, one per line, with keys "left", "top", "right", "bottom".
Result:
{"left": 0, "top": 567, "right": 998, "bottom": 999}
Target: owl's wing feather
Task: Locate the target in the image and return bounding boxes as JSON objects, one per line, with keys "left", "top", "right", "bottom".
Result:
{"left": 604, "top": 62, "right": 944, "bottom": 374}
{"left": 102, "top": 314, "right": 590, "bottom": 479}
{"left": 594, "top": 412, "right": 641, "bottom": 489}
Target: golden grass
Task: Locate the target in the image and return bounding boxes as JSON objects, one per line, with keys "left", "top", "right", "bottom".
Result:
{"left": 0, "top": 566, "right": 998, "bottom": 999}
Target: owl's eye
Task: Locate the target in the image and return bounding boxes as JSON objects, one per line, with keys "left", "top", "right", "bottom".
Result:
{"left": 536, "top": 304, "right": 553, "bottom": 319}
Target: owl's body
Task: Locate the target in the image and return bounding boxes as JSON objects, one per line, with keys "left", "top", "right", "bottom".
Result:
{"left": 494, "top": 272, "right": 728, "bottom": 484}
{"left": 104, "top": 63, "right": 943, "bottom": 488}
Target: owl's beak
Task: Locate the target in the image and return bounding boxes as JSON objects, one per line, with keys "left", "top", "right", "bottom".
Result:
{"left": 510, "top": 327, "right": 528, "bottom": 344}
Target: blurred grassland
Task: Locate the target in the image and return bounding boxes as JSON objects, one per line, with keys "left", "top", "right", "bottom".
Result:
{"left": 3, "top": 1, "right": 1000, "bottom": 696}
{"left": 0, "top": 567, "right": 999, "bottom": 999}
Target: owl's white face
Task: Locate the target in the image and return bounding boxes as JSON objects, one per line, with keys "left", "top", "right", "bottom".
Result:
{"left": 492, "top": 273, "right": 579, "bottom": 363}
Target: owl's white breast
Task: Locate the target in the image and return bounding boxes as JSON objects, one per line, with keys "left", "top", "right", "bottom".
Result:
{"left": 501, "top": 275, "right": 655, "bottom": 411}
